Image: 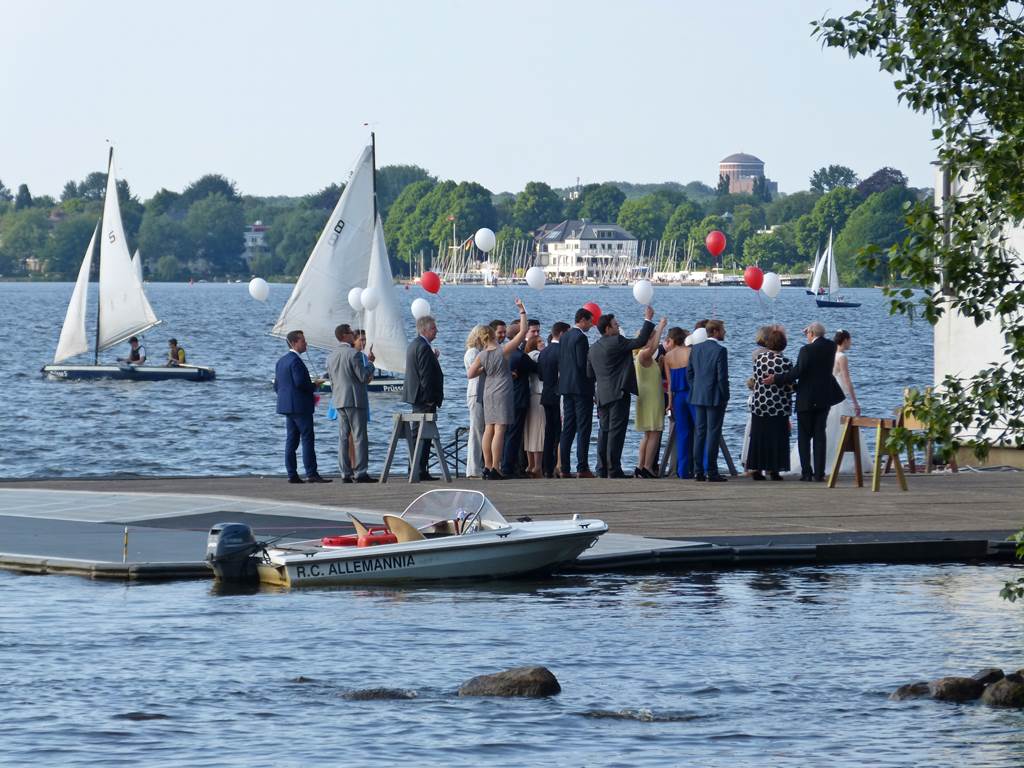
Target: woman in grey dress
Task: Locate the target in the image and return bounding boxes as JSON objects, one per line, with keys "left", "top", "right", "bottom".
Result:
{"left": 467, "top": 298, "right": 528, "bottom": 479}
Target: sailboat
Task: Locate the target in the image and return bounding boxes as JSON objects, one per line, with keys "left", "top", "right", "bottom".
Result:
{"left": 812, "top": 230, "right": 861, "bottom": 309}
{"left": 271, "top": 134, "right": 406, "bottom": 394}
{"left": 41, "top": 149, "right": 216, "bottom": 382}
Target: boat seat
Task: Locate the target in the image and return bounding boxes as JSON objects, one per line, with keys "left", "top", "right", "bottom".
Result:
{"left": 382, "top": 514, "right": 426, "bottom": 543}
{"left": 346, "top": 512, "right": 371, "bottom": 538}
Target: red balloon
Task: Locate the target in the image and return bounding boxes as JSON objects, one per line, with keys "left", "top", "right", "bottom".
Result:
{"left": 582, "top": 302, "right": 602, "bottom": 323}
{"left": 705, "top": 230, "right": 726, "bottom": 258}
{"left": 420, "top": 271, "right": 441, "bottom": 294}
{"left": 743, "top": 266, "right": 764, "bottom": 291}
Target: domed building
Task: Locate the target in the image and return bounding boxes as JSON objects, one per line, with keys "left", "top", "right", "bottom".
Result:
{"left": 718, "top": 152, "right": 778, "bottom": 197}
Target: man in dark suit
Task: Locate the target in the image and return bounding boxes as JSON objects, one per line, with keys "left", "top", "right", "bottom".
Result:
{"left": 687, "top": 319, "right": 729, "bottom": 482}
{"left": 764, "top": 321, "right": 845, "bottom": 481}
{"left": 586, "top": 306, "right": 658, "bottom": 478}
{"left": 558, "top": 307, "right": 595, "bottom": 478}
{"left": 403, "top": 314, "right": 444, "bottom": 480}
{"left": 275, "top": 330, "right": 331, "bottom": 484}
{"left": 500, "top": 320, "right": 539, "bottom": 477}
{"left": 538, "top": 321, "right": 569, "bottom": 478}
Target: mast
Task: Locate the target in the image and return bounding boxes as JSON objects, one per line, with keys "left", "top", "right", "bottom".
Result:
{"left": 371, "top": 131, "right": 378, "bottom": 226}
{"left": 94, "top": 145, "right": 114, "bottom": 364}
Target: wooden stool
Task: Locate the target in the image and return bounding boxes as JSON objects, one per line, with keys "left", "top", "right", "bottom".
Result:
{"left": 659, "top": 420, "right": 738, "bottom": 477}
{"left": 828, "top": 415, "right": 907, "bottom": 492}
{"left": 379, "top": 413, "right": 452, "bottom": 484}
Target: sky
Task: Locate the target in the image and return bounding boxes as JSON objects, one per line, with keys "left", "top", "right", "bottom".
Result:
{"left": 0, "top": 0, "right": 938, "bottom": 200}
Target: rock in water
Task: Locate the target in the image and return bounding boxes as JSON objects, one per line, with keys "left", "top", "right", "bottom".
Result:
{"left": 458, "top": 666, "right": 561, "bottom": 698}
{"left": 928, "top": 676, "right": 985, "bottom": 702}
{"left": 972, "top": 668, "right": 1005, "bottom": 687}
{"left": 342, "top": 688, "right": 417, "bottom": 701}
{"left": 981, "top": 674, "right": 1024, "bottom": 708}
{"left": 890, "top": 682, "right": 930, "bottom": 701}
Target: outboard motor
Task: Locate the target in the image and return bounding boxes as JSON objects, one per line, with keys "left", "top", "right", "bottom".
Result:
{"left": 206, "top": 523, "right": 261, "bottom": 583}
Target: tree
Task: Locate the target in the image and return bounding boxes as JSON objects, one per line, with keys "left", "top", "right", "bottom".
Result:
{"left": 765, "top": 191, "right": 819, "bottom": 225}
{"left": 833, "top": 186, "right": 918, "bottom": 285}
{"left": 183, "top": 192, "right": 245, "bottom": 272}
{"left": 384, "top": 179, "right": 436, "bottom": 261}
{"left": 249, "top": 251, "right": 286, "bottom": 278}
{"left": 742, "top": 231, "right": 793, "bottom": 271}
{"left": 138, "top": 212, "right": 195, "bottom": 266}
{"left": 716, "top": 174, "right": 730, "bottom": 196}
{"left": 376, "top": 164, "right": 435, "bottom": 220}
{"left": 662, "top": 200, "right": 704, "bottom": 247}
{"left": 814, "top": 3, "right": 1024, "bottom": 601}
{"left": 793, "top": 187, "right": 863, "bottom": 258}
{"left": 690, "top": 214, "right": 728, "bottom": 262}
{"left": 304, "top": 183, "right": 344, "bottom": 212}
{"left": 578, "top": 183, "right": 625, "bottom": 223}
{"left": 752, "top": 174, "right": 772, "bottom": 202}
{"left": 14, "top": 184, "right": 32, "bottom": 210}
{"left": 146, "top": 188, "right": 184, "bottom": 218}
{"left": 810, "top": 165, "right": 859, "bottom": 193}
{"left": 731, "top": 203, "right": 767, "bottom": 257}
{"left": 0, "top": 207, "right": 48, "bottom": 272}
{"left": 267, "top": 208, "right": 328, "bottom": 275}
{"left": 0, "top": 179, "right": 12, "bottom": 202}
{"left": 562, "top": 183, "right": 599, "bottom": 219}
{"left": 180, "top": 174, "right": 239, "bottom": 207}
{"left": 428, "top": 181, "right": 496, "bottom": 245}
{"left": 512, "top": 181, "right": 563, "bottom": 232}
{"left": 616, "top": 194, "right": 673, "bottom": 242}
{"left": 152, "top": 254, "right": 185, "bottom": 281}
{"left": 856, "top": 167, "right": 909, "bottom": 197}
{"left": 41, "top": 214, "right": 97, "bottom": 277}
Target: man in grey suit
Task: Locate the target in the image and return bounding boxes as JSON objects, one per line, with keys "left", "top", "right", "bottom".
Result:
{"left": 326, "top": 324, "right": 376, "bottom": 483}
{"left": 586, "top": 305, "right": 658, "bottom": 478}
{"left": 686, "top": 318, "right": 729, "bottom": 482}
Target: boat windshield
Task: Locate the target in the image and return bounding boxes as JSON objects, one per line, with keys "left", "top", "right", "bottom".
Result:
{"left": 401, "top": 489, "right": 508, "bottom": 534}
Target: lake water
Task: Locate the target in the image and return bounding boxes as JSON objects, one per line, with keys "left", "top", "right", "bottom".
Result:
{"left": 2, "top": 282, "right": 931, "bottom": 478}
{"left": 3, "top": 564, "right": 1022, "bottom": 767}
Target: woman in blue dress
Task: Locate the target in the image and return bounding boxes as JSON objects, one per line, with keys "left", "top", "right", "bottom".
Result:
{"left": 661, "top": 327, "right": 694, "bottom": 478}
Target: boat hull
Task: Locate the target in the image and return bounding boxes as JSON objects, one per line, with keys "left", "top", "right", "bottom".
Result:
{"left": 320, "top": 375, "right": 404, "bottom": 395}
{"left": 815, "top": 299, "right": 861, "bottom": 308}
{"left": 258, "top": 522, "right": 606, "bottom": 587}
{"left": 41, "top": 364, "right": 216, "bottom": 382}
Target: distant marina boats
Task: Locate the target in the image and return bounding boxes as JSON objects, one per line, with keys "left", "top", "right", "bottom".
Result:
{"left": 271, "top": 134, "right": 406, "bottom": 395}
{"left": 811, "top": 229, "right": 861, "bottom": 308}
{"left": 41, "top": 148, "right": 215, "bottom": 383}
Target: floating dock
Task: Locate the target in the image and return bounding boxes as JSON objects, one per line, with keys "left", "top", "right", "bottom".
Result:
{"left": 0, "top": 471, "right": 1019, "bottom": 581}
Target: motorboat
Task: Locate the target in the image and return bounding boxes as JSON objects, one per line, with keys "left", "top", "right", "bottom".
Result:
{"left": 206, "top": 489, "right": 607, "bottom": 587}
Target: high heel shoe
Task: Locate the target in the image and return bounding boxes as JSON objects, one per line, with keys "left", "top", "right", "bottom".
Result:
{"left": 751, "top": 471, "right": 766, "bottom": 481}
{"left": 639, "top": 467, "right": 655, "bottom": 479}
{"left": 633, "top": 467, "right": 642, "bottom": 478}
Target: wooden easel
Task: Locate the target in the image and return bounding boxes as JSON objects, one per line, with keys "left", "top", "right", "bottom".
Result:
{"left": 828, "top": 415, "right": 907, "bottom": 492}
{"left": 379, "top": 413, "right": 451, "bottom": 484}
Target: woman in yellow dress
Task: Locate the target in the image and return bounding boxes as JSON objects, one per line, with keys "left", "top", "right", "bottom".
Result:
{"left": 633, "top": 319, "right": 666, "bottom": 478}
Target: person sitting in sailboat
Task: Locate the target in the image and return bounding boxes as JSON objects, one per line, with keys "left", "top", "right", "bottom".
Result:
{"left": 166, "top": 338, "right": 186, "bottom": 367}
{"left": 118, "top": 336, "right": 146, "bottom": 366}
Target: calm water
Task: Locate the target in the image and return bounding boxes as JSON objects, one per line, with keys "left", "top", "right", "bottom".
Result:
{"left": 1, "top": 282, "right": 930, "bottom": 478}
{"left": 2, "top": 564, "right": 1022, "bottom": 767}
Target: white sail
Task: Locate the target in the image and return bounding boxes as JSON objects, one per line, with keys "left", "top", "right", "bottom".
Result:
{"left": 809, "top": 239, "right": 829, "bottom": 295}
{"left": 131, "top": 248, "right": 143, "bottom": 284}
{"left": 825, "top": 229, "right": 839, "bottom": 295}
{"left": 364, "top": 217, "right": 407, "bottom": 373}
{"left": 53, "top": 222, "right": 99, "bottom": 364}
{"left": 97, "top": 149, "right": 159, "bottom": 352}
{"left": 271, "top": 145, "right": 375, "bottom": 351}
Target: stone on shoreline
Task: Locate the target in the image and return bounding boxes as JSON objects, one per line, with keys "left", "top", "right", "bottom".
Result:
{"left": 889, "top": 682, "right": 930, "bottom": 701}
{"left": 458, "top": 666, "right": 561, "bottom": 697}
{"left": 927, "top": 676, "right": 985, "bottom": 702}
{"left": 972, "top": 668, "right": 1005, "bottom": 687}
{"left": 980, "top": 673, "right": 1024, "bottom": 708}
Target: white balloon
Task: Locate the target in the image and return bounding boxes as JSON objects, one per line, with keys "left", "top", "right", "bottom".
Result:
{"left": 525, "top": 266, "right": 546, "bottom": 290}
{"left": 360, "top": 287, "right": 379, "bottom": 311}
{"left": 411, "top": 297, "right": 431, "bottom": 319}
{"left": 248, "top": 277, "right": 269, "bottom": 302}
{"left": 347, "top": 286, "right": 364, "bottom": 312}
{"left": 760, "top": 272, "right": 782, "bottom": 299}
{"left": 474, "top": 227, "right": 496, "bottom": 253}
{"left": 632, "top": 279, "right": 654, "bottom": 305}
{"left": 685, "top": 327, "right": 708, "bottom": 347}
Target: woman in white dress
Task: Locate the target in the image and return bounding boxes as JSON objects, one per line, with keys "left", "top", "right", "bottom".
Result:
{"left": 523, "top": 335, "right": 545, "bottom": 477}
{"left": 463, "top": 325, "right": 487, "bottom": 478}
{"left": 825, "top": 329, "right": 872, "bottom": 474}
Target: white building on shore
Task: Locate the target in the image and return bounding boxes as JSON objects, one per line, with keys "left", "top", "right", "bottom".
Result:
{"left": 535, "top": 219, "right": 638, "bottom": 279}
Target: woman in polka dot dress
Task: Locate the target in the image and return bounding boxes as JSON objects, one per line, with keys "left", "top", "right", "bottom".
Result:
{"left": 747, "top": 328, "right": 794, "bottom": 480}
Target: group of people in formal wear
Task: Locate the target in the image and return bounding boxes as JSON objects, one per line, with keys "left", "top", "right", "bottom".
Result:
{"left": 273, "top": 302, "right": 864, "bottom": 485}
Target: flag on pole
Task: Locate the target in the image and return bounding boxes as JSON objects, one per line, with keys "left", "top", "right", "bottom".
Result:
{"left": 461, "top": 236, "right": 475, "bottom": 251}
{"left": 447, "top": 215, "right": 455, "bottom": 222}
